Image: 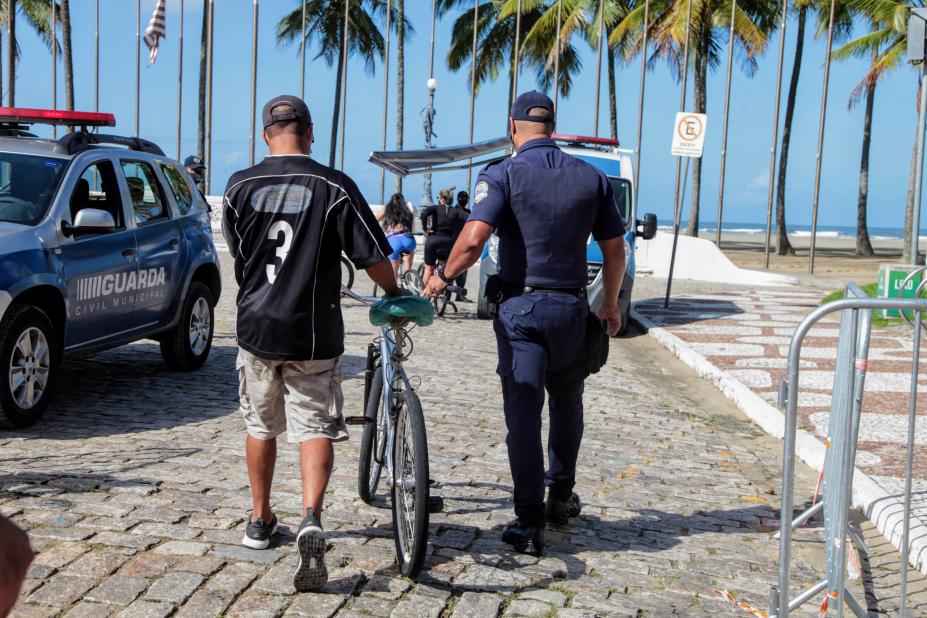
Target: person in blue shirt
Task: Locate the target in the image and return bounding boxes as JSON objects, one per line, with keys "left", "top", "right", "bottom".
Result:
{"left": 423, "top": 91, "right": 627, "bottom": 555}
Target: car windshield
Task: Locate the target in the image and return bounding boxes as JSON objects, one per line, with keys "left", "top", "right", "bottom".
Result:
{"left": 0, "top": 152, "right": 67, "bottom": 226}
{"left": 609, "top": 177, "right": 631, "bottom": 225}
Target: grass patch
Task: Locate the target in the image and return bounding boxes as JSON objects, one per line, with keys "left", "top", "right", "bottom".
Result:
{"left": 820, "top": 282, "right": 904, "bottom": 328}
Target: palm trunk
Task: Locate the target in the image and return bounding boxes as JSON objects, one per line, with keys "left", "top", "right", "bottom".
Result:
{"left": 685, "top": 22, "right": 709, "bottom": 237}
{"left": 901, "top": 75, "right": 921, "bottom": 264}
{"left": 7, "top": 0, "right": 15, "bottom": 106}
{"left": 855, "top": 69, "right": 875, "bottom": 257}
{"left": 607, "top": 44, "right": 617, "bottom": 141}
{"left": 61, "top": 0, "right": 73, "bottom": 111}
{"left": 330, "top": 27, "right": 345, "bottom": 168}
{"left": 394, "top": 0, "right": 404, "bottom": 193}
{"left": 775, "top": 6, "right": 805, "bottom": 255}
{"left": 197, "top": 0, "right": 207, "bottom": 163}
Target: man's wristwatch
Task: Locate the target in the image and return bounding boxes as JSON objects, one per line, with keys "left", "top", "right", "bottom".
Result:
{"left": 438, "top": 270, "right": 454, "bottom": 284}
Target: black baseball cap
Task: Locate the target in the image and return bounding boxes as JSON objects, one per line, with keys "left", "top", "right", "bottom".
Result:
{"left": 183, "top": 155, "right": 205, "bottom": 170}
{"left": 510, "top": 90, "right": 555, "bottom": 123}
{"left": 262, "top": 95, "right": 312, "bottom": 129}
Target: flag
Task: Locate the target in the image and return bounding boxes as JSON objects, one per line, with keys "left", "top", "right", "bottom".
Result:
{"left": 143, "top": 0, "right": 167, "bottom": 64}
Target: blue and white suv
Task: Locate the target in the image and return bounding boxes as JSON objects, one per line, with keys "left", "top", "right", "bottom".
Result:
{"left": 0, "top": 109, "right": 221, "bottom": 427}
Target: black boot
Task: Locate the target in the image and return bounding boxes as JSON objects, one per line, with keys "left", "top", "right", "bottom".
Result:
{"left": 501, "top": 519, "right": 545, "bottom": 555}
{"left": 546, "top": 492, "right": 582, "bottom": 525}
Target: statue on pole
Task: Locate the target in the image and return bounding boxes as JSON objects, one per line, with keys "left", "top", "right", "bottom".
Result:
{"left": 421, "top": 77, "right": 437, "bottom": 207}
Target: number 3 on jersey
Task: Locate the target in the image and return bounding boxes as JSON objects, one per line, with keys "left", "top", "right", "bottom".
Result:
{"left": 266, "top": 220, "right": 293, "bottom": 284}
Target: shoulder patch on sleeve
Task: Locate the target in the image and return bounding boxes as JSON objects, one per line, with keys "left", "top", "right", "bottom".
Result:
{"left": 474, "top": 181, "right": 490, "bottom": 205}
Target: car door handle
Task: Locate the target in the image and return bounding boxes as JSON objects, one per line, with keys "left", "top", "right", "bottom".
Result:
{"left": 122, "top": 248, "right": 137, "bottom": 257}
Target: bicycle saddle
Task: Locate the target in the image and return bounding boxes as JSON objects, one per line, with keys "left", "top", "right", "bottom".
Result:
{"left": 369, "top": 296, "right": 435, "bottom": 327}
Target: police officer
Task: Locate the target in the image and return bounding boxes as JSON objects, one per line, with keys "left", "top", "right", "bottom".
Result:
{"left": 184, "top": 155, "right": 206, "bottom": 191}
{"left": 423, "top": 91, "right": 627, "bottom": 555}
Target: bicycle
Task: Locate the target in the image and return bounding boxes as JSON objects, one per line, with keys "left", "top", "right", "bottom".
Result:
{"left": 430, "top": 255, "right": 457, "bottom": 317}
{"left": 372, "top": 255, "right": 423, "bottom": 297}
{"left": 341, "top": 255, "right": 355, "bottom": 290}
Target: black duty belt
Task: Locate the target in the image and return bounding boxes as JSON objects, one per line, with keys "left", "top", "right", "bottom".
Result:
{"left": 504, "top": 283, "right": 587, "bottom": 300}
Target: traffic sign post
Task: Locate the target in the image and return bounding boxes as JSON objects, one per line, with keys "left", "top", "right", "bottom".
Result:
{"left": 664, "top": 112, "right": 708, "bottom": 308}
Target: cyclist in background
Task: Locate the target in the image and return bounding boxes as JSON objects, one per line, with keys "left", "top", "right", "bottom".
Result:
{"left": 377, "top": 192, "right": 416, "bottom": 277}
{"left": 421, "top": 187, "right": 467, "bottom": 286}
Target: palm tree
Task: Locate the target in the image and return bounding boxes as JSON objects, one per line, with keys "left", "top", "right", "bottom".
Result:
{"left": 650, "top": 0, "right": 775, "bottom": 237}
{"left": 396, "top": 0, "right": 405, "bottom": 193}
{"left": 278, "top": 0, "right": 403, "bottom": 167}
{"left": 442, "top": 0, "right": 547, "bottom": 114}
{"left": 2, "top": 0, "right": 59, "bottom": 107}
{"left": 833, "top": 0, "right": 910, "bottom": 257}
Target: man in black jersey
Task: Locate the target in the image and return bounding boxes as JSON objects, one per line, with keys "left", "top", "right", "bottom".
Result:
{"left": 420, "top": 187, "right": 468, "bottom": 286}
{"left": 222, "top": 95, "right": 401, "bottom": 592}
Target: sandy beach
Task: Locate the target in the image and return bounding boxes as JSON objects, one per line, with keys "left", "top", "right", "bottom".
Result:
{"left": 715, "top": 232, "right": 909, "bottom": 289}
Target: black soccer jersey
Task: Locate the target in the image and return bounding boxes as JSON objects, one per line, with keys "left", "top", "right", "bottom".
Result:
{"left": 222, "top": 155, "right": 391, "bottom": 360}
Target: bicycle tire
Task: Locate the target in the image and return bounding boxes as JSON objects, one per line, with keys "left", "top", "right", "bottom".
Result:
{"left": 358, "top": 370, "right": 385, "bottom": 504}
{"left": 391, "top": 389, "right": 429, "bottom": 577}
{"left": 402, "top": 270, "right": 423, "bottom": 295}
{"left": 341, "top": 256, "right": 355, "bottom": 290}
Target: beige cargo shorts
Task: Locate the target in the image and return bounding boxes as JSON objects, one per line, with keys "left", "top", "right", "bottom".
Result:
{"left": 237, "top": 348, "right": 349, "bottom": 444}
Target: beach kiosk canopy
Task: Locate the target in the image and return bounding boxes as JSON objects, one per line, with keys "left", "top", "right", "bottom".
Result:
{"left": 369, "top": 136, "right": 511, "bottom": 177}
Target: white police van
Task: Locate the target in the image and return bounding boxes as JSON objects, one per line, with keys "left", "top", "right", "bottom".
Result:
{"left": 0, "top": 108, "right": 221, "bottom": 427}
{"left": 369, "top": 134, "right": 656, "bottom": 335}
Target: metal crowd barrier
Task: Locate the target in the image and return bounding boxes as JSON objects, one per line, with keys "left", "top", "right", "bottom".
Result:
{"left": 771, "top": 280, "right": 927, "bottom": 617}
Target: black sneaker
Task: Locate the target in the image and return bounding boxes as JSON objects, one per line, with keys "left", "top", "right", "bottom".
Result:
{"left": 241, "top": 514, "right": 278, "bottom": 550}
{"left": 501, "top": 519, "right": 545, "bottom": 556}
{"left": 294, "top": 512, "right": 328, "bottom": 592}
{"left": 546, "top": 492, "right": 582, "bottom": 525}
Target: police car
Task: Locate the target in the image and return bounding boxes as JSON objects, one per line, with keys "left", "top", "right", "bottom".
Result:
{"left": 475, "top": 135, "right": 656, "bottom": 333}
{"left": 0, "top": 108, "right": 221, "bottom": 428}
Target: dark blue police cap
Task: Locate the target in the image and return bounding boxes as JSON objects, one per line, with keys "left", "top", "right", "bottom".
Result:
{"left": 510, "top": 91, "right": 555, "bottom": 123}
{"left": 183, "top": 155, "right": 205, "bottom": 170}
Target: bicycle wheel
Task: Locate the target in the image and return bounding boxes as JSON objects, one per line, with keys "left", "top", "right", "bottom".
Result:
{"left": 391, "top": 389, "right": 429, "bottom": 577}
{"left": 358, "top": 370, "right": 386, "bottom": 503}
{"left": 402, "top": 269, "right": 423, "bottom": 295}
{"left": 341, "top": 256, "right": 355, "bottom": 290}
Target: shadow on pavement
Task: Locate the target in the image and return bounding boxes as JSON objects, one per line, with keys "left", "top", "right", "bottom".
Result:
{"left": 633, "top": 297, "right": 746, "bottom": 328}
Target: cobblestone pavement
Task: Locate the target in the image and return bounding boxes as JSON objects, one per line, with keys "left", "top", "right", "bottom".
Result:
{"left": 2, "top": 258, "right": 922, "bottom": 617}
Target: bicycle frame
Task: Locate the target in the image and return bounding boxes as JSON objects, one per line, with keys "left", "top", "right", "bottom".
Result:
{"left": 376, "top": 324, "right": 414, "bottom": 488}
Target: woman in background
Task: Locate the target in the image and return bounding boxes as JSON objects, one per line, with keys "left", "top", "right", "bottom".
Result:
{"left": 377, "top": 193, "right": 416, "bottom": 276}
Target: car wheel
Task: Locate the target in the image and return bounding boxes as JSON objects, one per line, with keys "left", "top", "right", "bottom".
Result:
{"left": 0, "top": 305, "right": 58, "bottom": 428}
{"left": 160, "top": 282, "right": 214, "bottom": 371}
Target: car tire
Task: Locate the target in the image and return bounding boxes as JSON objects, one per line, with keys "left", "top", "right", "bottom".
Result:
{"left": 0, "top": 305, "right": 59, "bottom": 428}
{"left": 160, "top": 282, "right": 215, "bottom": 371}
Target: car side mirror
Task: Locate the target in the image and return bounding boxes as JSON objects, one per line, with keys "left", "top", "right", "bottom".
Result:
{"left": 636, "top": 213, "right": 657, "bottom": 240}
{"left": 62, "top": 208, "right": 117, "bottom": 237}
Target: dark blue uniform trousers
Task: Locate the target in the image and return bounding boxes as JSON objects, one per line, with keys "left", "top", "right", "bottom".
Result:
{"left": 492, "top": 291, "right": 589, "bottom": 525}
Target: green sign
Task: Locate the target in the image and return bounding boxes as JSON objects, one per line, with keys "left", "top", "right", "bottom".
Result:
{"left": 877, "top": 264, "right": 923, "bottom": 317}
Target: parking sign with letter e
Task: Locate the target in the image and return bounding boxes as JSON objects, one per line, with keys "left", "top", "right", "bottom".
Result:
{"left": 671, "top": 112, "right": 708, "bottom": 158}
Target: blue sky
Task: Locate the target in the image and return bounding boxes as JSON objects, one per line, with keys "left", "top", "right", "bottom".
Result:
{"left": 10, "top": 0, "right": 921, "bottom": 230}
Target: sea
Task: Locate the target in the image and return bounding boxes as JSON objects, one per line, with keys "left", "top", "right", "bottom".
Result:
{"left": 660, "top": 222, "right": 920, "bottom": 241}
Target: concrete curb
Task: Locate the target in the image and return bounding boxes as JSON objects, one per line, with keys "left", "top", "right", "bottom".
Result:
{"left": 630, "top": 306, "right": 927, "bottom": 576}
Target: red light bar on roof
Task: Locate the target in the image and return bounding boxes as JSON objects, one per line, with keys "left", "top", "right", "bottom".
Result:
{"left": 0, "top": 107, "right": 116, "bottom": 127}
{"left": 553, "top": 134, "right": 620, "bottom": 147}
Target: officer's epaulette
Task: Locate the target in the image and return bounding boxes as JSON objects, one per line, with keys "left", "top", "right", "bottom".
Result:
{"left": 480, "top": 158, "right": 506, "bottom": 173}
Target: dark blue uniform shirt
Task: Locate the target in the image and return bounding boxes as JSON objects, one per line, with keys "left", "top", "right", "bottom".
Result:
{"left": 468, "top": 137, "right": 626, "bottom": 289}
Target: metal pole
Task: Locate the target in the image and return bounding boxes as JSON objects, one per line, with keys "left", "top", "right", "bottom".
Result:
{"left": 899, "top": 316, "right": 922, "bottom": 616}
{"left": 512, "top": 0, "right": 521, "bottom": 100}
{"left": 466, "top": 0, "right": 478, "bottom": 193}
{"left": 135, "top": 0, "right": 140, "bottom": 137}
{"left": 594, "top": 0, "right": 604, "bottom": 137}
{"left": 95, "top": 0, "right": 99, "bottom": 112}
{"left": 808, "top": 0, "right": 838, "bottom": 274}
{"left": 553, "top": 0, "right": 562, "bottom": 112}
{"left": 177, "top": 0, "right": 184, "bottom": 159}
{"left": 763, "top": 0, "right": 789, "bottom": 267}
{"left": 910, "top": 65, "right": 927, "bottom": 264}
{"left": 248, "top": 0, "right": 258, "bottom": 166}
{"left": 6, "top": 0, "right": 12, "bottom": 107}
{"left": 715, "top": 0, "right": 736, "bottom": 248}
{"left": 379, "top": 0, "right": 392, "bottom": 202}
{"left": 632, "top": 0, "right": 650, "bottom": 213}
{"left": 663, "top": 0, "right": 694, "bottom": 308}
{"left": 52, "top": 0, "right": 57, "bottom": 138}
{"left": 422, "top": 0, "right": 437, "bottom": 206}
{"left": 300, "top": 0, "right": 307, "bottom": 100}
{"left": 338, "top": 0, "right": 349, "bottom": 171}
{"left": 205, "top": 0, "right": 214, "bottom": 194}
